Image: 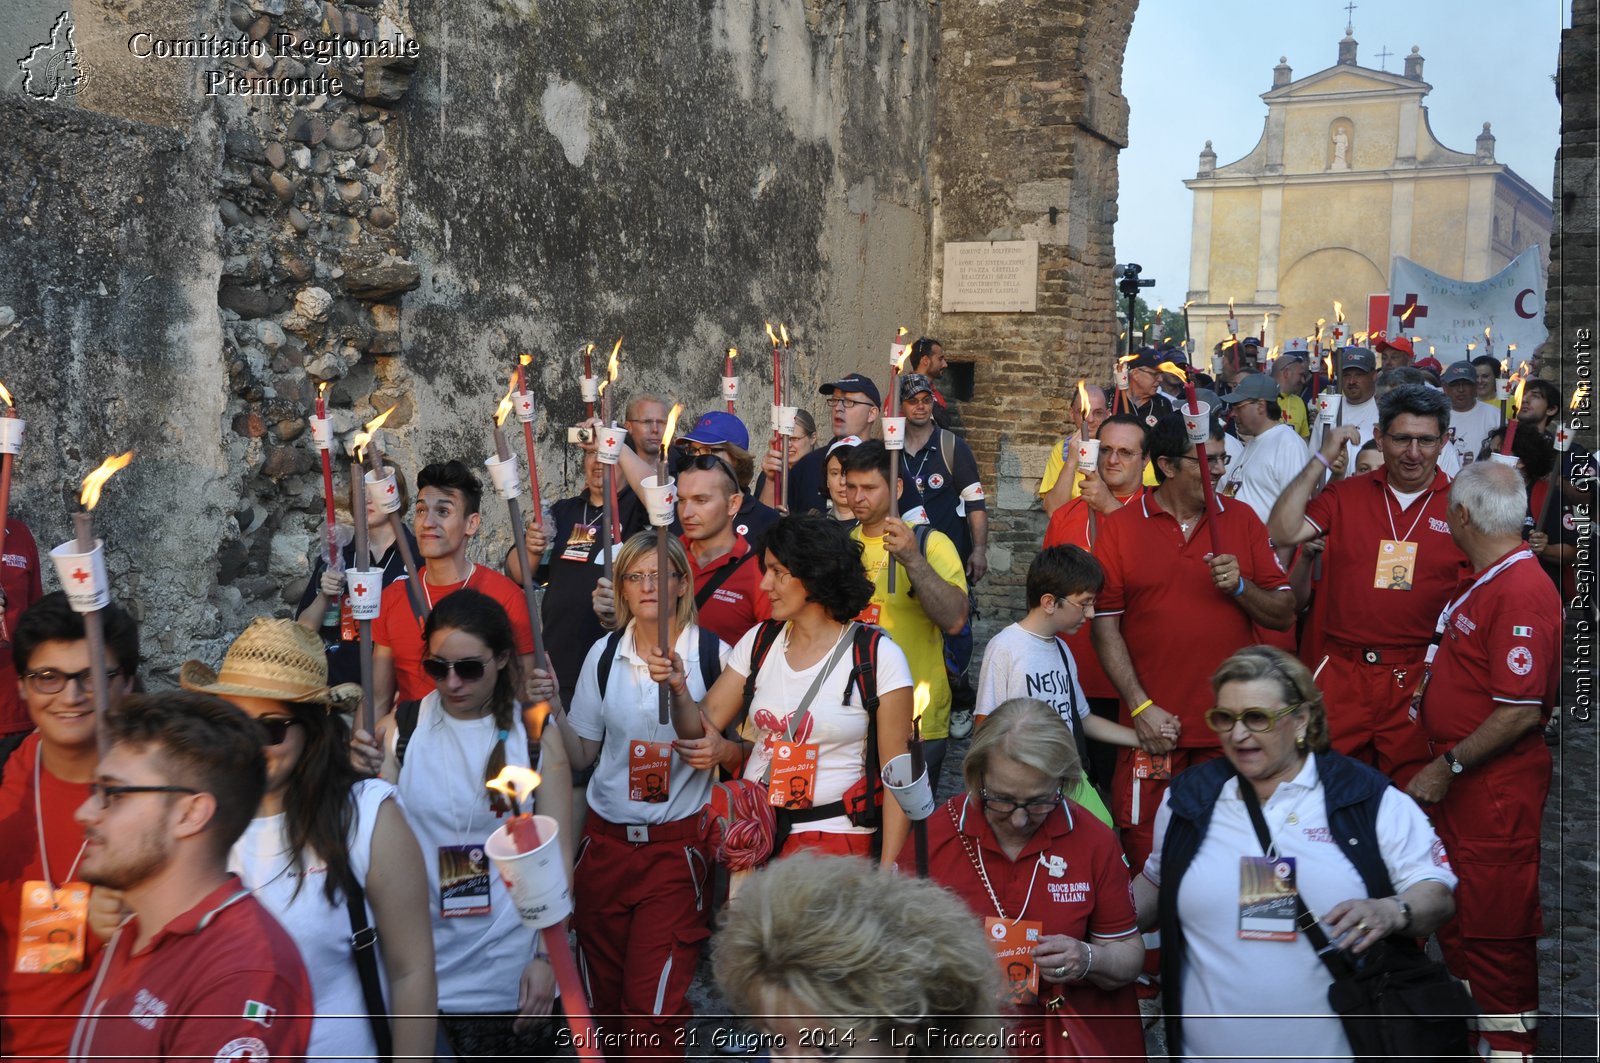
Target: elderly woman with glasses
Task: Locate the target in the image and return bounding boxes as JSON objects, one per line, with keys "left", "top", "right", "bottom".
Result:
{"left": 1133, "top": 646, "right": 1457, "bottom": 1061}
{"left": 913, "top": 697, "right": 1145, "bottom": 1059}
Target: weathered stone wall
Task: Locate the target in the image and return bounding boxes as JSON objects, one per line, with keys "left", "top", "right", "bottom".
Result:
{"left": 1547, "top": 0, "right": 1597, "bottom": 455}
{"left": 929, "top": 0, "right": 1137, "bottom": 642}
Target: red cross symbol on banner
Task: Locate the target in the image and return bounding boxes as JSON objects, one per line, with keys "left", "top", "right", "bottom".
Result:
{"left": 1394, "top": 293, "right": 1428, "bottom": 325}
{"left": 353, "top": 583, "right": 368, "bottom": 596}
{"left": 71, "top": 568, "right": 90, "bottom": 584}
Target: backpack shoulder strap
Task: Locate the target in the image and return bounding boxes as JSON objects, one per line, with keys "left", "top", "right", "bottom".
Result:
{"left": 738, "top": 620, "right": 786, "bottom": 723}
{"left": 696, "top": 625, "right": 722, "bottom": 694}
{"left": 939, "top": 429, "right": 956, "bottom": 476}
{"left": 844, "top": 625, "right": 885, "bottom": 856}
{"left": 913, "top": 522, "right": 933, "bottom": 560}
{"left": 394, "top": 699, "right": 422, "bottom": 768}
{"left": 595, "top": 629, "right": 625, "bottom": 701}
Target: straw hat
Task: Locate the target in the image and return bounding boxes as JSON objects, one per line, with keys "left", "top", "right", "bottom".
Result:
{"left": 181, "top": 618, "right": 361, "bottom": 709}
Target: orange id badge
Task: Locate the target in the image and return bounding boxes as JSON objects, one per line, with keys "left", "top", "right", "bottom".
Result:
{"left": 1238, "top": 856, "right": 1299, "bottom": 941}
{"left": 15, "top": 881, "right": 89, "bottom": 974}
{"left": 1374, "top": 539, "right": 1418, "bottom": 591}
{"left": 984, "top": 917, "right": 1043, "bottom": 1005}
{"left": 1133, "top": 750, "right": 1171, "bottom": 780}
{"left": 768, "top": 742, "right": 819, "bottom": 809}
{"left": 628, "top": 740, "right": 673, "bottom": 803}
{"left": 855, "top": 602, "right": 882, "bottom": 626}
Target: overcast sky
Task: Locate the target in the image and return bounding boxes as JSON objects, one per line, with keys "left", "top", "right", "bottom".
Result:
{"left": 1116, "top": 0, "right": 1568, "bottom": 309}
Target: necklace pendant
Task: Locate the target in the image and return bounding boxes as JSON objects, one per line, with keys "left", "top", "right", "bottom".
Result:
{"left": 1286, "top": 812, "right": 1299, "bottom": 825}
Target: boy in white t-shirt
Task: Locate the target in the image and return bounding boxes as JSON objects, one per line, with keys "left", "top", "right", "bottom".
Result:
{"left": 975, "top": 545, "right": 1162, "bottom": 824}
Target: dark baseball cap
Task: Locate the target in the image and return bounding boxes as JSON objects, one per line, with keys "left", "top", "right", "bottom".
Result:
{"left": 1126, "top": 346, "right": 1165, "bottom": 371}
{"left": 1441, "top": 361, "right": 1477, "bottom": 385}
{"left": 1338, "top": 348, "right": 1377, "bottom": 374}
{"left": 819, "top": 373, "right": 882, "bottom": 407}
{"left": 679, "top": 411, "right": 750, "bottom": 450}
{"left": 900, "top": 373, "right": 935, "bottom": 400}
{"left": 1221, "top": 374, "right": 1282, "bottom": 403}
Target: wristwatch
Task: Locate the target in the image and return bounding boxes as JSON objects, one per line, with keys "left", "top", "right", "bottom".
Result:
{"left": 1442, "top": 750, "right": 1465, "bottom": 775}
{"left": 1393, "top": 897, "right": 1412, "bottom": 932}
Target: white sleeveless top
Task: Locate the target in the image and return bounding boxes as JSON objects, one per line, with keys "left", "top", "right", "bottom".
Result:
{"left": 396, "top": 692, "right": 538, "bottom": 1013}
{"left": 230, "top": 777, "right": 394, "bottom": 1062}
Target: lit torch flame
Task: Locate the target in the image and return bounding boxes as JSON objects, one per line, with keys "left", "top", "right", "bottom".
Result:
{"left": 1227, "top": 296, "right": 1235, "bottom": 316}
{"left": 1077, "top": 380, "right": 1090, "bottom": 421}
{"left": 912, "top": 681, "right": 930, "bottom": 722}
{"left": 1333, "top": 301, "right": 1344, "bottom": 324}
{"left": 80, "top": 452, "right": 135, "bottom": 511}
{"left": 765, "top": 321, "right": 778, "bottom": 347}
{"left": 779, "top": 324, "right": 790, "bottom": 348}
{"left": 485, "top": 765, "right": 542, "bottom": 811}
{"left": 316, "top": 380, "right": 329, "bottom": 399}
{"left": 1484, "top": 326, "right": 1492, "bottom": 341}
{"left": 1118, "top": 352, "right": 1139, "bottom": 364}
{"left": 352, "top": 405, "right": 396, "bottom": 462}
{"left": 726, "top": 346, "right": 738, "bottom": 364}
{"left": 607, "top": 338, "right": 622, "bottom": 383}
{"left": 661, "top": 403, "right": 683, "bottom": 457}
{"left": 1400, "top": 305, "right": 1416, "bottom": 324}
{"left": 495, "top": 380, "right": 516, "bottom": 427}
{"left": 0, "top": 380, "right": 12, "bottom": 407}
{"left": 1157, "top": 361, "right": 1188, "bottom": 382}
{"left": 520, "top": 352, "right": 533, "bottom": 368}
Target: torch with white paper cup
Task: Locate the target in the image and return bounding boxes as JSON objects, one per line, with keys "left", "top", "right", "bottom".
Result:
{"left": 345, "top": 569, "right": 384, "bottom": 621}
{"left": 882, "top": 753, "right": 936, "bottom": 820}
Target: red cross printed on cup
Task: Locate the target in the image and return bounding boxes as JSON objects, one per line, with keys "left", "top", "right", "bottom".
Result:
{"left": 386, "top": 482, "right": 396, "bottom": 495}
{"left": 71, "top": 568, "right": 90, "bottom": 584}
{"left": 886, "top": 423, "right": 898, "bottom": 436}
{"left": 605, "top": 435, "right": 617, "bottom": 447}
{"left": 353, "top": 583, "right": 368, "bottom": 597}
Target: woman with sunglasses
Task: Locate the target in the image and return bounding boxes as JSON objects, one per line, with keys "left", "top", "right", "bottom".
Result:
{"left": 554, "top": 531, "right": 725, "bottom": 1057}
{"left": 370, "top": 588, "right": 575, "bottom": 1060}
{"left": 177, "top": 618, "right": 437, "bottom": 1062}
{"left": 915, "top": 697, "right": 1145, "bottom": 1059}
{"left": 1133, "top": 646, "right": 1456, "bottom": 1061}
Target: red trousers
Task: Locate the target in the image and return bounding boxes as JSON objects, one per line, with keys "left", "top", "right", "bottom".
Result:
{"left": 1428, "top": 738, "right": 1549, "bottom": 1057}
{"left": 778, "top": 829, "right": 873, "bottom": 860}
{"left": 1112, "top": 745, "right": 1223, "bottom": 875}
{"left": 1318, "top": 639, "right": 1432, "bottom": 789}
{"left": 573, "top": 817, "right": 712, "bottom": 1060}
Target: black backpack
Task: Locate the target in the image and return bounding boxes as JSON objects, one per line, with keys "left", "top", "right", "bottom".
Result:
{"left": 595, "top": 625, "right": 723, "bottom": 700}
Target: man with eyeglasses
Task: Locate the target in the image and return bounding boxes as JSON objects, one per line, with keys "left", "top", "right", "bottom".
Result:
{"left": 1118, "top": 348, "right": 1174, "bottom": 426}
{"left": 1268, "top": 384, "right": 1467, "bottom": 788}
{"left": 0, "top": 513, "right": 44, "bottom": 774}
{"left": 67, "top": 691, "right": 311, "bottom": 1061}
{"left": 1039, "top": 385, "right": 1109, "bottom": 515}
{"left": 898, "top": 374, "right": 988, "bottom": 582}
{"left": 1091, "top": 412, "right": 1294, "bottom": 876}
{"left": 623, "top": 394, "right": 671, "bottom": 456}
{"left": 1044, "top": 414, "right": 1151, "bottom": 792}
{"left": 1219, "top": 374, "right": 1312, "bottom": 524}
{"left": 0, "top": 593, "right": 138, "bottom": 1060}
{"left": 765, "top": 373, "right": 883, "bottom": 515}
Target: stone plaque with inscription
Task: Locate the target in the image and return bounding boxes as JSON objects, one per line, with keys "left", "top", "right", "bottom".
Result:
{"left": 941, "top": 240, "right": 1039, "bottom": 313}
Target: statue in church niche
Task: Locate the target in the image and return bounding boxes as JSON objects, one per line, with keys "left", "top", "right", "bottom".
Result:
{"left": 1329, "top": 122, "right": 1352, "bottom": 171}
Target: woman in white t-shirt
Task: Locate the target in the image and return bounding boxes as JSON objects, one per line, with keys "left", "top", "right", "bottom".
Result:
{"left": 370, "top": 588, "right": 574, "bottom": 1061}
{"left": 179, "top": 618, "right": 437, "bottom": 1062}
{"left": 648, "top": 513, "right": 914, "bottom": 864}
{"left": 555, "top": 532, "right": 727, "bottom": 1055}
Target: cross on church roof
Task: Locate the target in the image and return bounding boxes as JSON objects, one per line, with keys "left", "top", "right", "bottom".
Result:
{"left": 1375, "top": 45, "right": 1392, "bottom": 69}
{"left": 1344, "top": 1, "right": 1358, "bottom": 33}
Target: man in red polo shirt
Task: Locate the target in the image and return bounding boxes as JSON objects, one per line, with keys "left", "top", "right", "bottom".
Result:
{"left": 374, "top": 460, "right": 535, "bottom": 707}
{"left": 1, "top": 515, "right": 44, "bottom": 773}
{"left": 1408, "top": 462, "right": 1561, "bottom": 1060}
{"left": 69, "top": 691, "right": 310, "bottom": 1061}
{"left": 1268, "top": 384, "right": 1466, "bottom": 787}
{"left": 1043, "top": 413, "right": 1149, "bottom": 792}
{"left": 1092, "top": 412, "right": 1295, "bottom": 873}
{"left": 675, "top": 456, "right": 771, "bottom": 644}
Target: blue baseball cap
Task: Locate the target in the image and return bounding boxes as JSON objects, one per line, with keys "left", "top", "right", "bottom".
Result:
{"left": 818, "top": 372, "right": 882, "bottom": 407}
{"left": 679, "top": 411, "right": 750, "bottom": 450}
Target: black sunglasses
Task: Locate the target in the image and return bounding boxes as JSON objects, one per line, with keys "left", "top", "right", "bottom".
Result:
{"left": 422, "top": 656, "right": 489, "bottom": 682}
{"left": 677, "top": 453, "right": 741, "bottom": 492}
{"left": 256, "top": 716, "right": 301, "bottom": 746}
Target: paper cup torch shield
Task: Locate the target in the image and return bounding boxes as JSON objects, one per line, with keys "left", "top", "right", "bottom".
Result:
{"left": 49, "top": 539, "right": 110, "bottom": 614}
{"left": 485, "top": 816, "right": 572, "bottom": 929}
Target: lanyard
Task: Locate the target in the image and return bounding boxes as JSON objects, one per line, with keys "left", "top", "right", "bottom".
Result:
{"left": 1383, "top": 485, "right": 1434, "bottom": 543}
{"left": 421, "top": 563, "right": 475, "bottom": 613}
{"left": 1429, "top": 550, "right": 1532, "bottom": 650}
{"left": 953, "top": 796, "right": 1043, "bottom": 924}
{"left": 34, "top": 751, "right": 87, "bottom": 890}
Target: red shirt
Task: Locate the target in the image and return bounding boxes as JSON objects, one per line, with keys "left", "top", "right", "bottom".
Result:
{"left": 0, "top": 735, "right": 104, "bottom": 1061}
{"left": 685, "top": 535, "right": 771, "bottom": 647}
{"left": 2, "top": 519, "right": 45, "bottom": 734}
{"left": 1094, "top": 493, "right": 1291, "bottom": 746}
{"left": 1304, "top": 467, "right": 1467, "bottom": 649}
{"left": 374, "top": 565, "right": 536, "bottom": 701}
{"left": 1043, "top": 491, "right": 1143, "bottom": 700}
{"left": 1419, "top": 549, "right": 1562, "bottom": 745}
{"left": 909, "top": 794, "right": 1144, "bottom": 1058}
{"left": 72, "top": 877, "right": 311, "bottom": 1063}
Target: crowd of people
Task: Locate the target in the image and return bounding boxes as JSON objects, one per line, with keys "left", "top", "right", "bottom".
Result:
{"left": 0, "top": 330, "right": 1584, "bottom": 1061}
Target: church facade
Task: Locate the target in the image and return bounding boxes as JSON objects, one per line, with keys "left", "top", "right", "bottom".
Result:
{"left": 1183, "top": 31, "right": 1553, "bottom": 359}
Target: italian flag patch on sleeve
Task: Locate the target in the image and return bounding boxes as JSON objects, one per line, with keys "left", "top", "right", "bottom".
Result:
{"left": 1512, "top": 625, "right": 1533, "bottom": 637}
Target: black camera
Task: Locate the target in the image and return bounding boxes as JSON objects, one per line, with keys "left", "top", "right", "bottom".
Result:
{"left": 1116, "top": 263, "right": 1156, "bottom": 300}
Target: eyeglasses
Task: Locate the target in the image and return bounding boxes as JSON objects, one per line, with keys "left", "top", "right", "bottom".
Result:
{"left": 1203, "top": 703, "right": 1301, "bottom": 733}
{"left": 903, "top": 393, "right": 935, "bottom": 407}
{"left": 1384, "top": 434, "right": 1443, "bottom": 449}
{"left": 87, "top": 782, "right": 199, "bottom": 810}
{"left": 1178, "top": 453, "right": 1231, "bottom": 468}
{"left": 682, "top": 453, "right": 741, "bottom": 492}
{"left": 824, "top": 397, "right": 875, "bottom": 410}
{"left": 621, "top": 571, "right": 683, "bottom": 587}
{"left": 22, "top": 668, "right": 123, "bottom": 695}
{"left": 1055, "top": 594, "right": 1096, "bottom": 612}
{"left": 979, "top": 788, "right": 1061, "bottom": 816}
{"left": 421, "top": 656, "right": 490, "bottom": 682}
{"left": 256, "top": 716, "right": 300, "bottom": 746}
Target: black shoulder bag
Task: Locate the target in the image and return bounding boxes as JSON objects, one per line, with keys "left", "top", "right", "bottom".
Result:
{"left": 342, "top": 871, "right": 393, "bottom": 1062}
{"left": 1237, "top": 775, "right": 1475, "bottom": 1063}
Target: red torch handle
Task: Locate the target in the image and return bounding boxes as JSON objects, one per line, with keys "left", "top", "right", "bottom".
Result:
{"left": 1184, "top": 384, "right": 1224, "bottom": 555}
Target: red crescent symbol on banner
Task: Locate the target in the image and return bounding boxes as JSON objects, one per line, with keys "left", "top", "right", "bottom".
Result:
{"left": 1514, "top": 288, "right": 1537, "bottom": 319}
